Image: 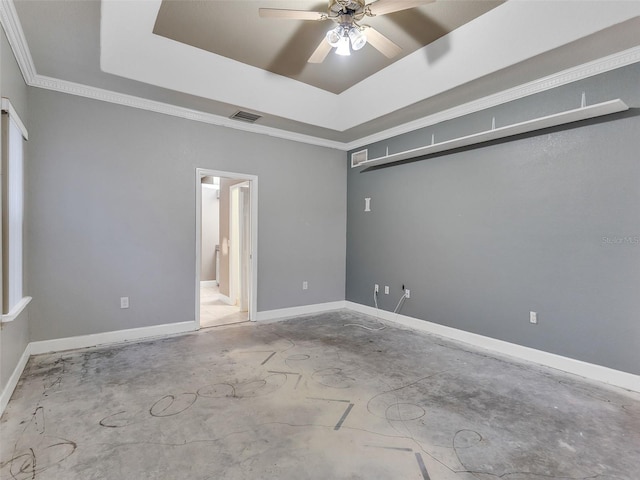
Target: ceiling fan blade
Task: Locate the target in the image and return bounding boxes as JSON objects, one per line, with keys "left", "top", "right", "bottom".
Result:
{"left": 308, "top": 39, "right": 333, "bottom": 63}
{"left": 366, "top": 0, "right": 434, "bottom": 17}
{"left": 259, "top": 8, "right": 326, "bottom": 21}
{"left": 365, "top": 27, "right": 402, "bottom": 58}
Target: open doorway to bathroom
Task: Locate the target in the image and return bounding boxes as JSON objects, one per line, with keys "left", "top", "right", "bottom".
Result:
{"left": 196, "top": 169, "right": 257, "bottom": 328}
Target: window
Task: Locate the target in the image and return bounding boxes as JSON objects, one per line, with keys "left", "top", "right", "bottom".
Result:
{"left": 1, "top": 98, "right": 29, "bottom": 320}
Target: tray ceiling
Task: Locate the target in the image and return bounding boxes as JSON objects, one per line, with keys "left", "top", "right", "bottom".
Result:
{"left": 152, "top": 1, "right": 502, "bottom": 94}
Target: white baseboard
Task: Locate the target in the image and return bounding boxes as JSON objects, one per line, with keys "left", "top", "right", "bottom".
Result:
{"left": 345, "top": 301, "right": 640, "bottom": 394}
{"left": 0, "top": 343, "right": 32, "bottom": 416}
{"left": 256, "top": 301, "right": 347, "bottom": 322}
{"left": 29, "top": 321, "right": 198, "bottom": 355}
{"left": 199, "top": 280, "right": 218, "bottom": 287}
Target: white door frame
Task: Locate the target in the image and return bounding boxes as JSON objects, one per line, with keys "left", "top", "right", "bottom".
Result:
{"left": 195, "top": 168, "right": 258, "bottom": 326}
{"left": 229, "top": 181, "right": 251, "bottom": 312}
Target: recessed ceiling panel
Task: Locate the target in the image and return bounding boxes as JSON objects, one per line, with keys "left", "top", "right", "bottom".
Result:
{"left": 153, "top": 0, "right": 503, "bottom": 94}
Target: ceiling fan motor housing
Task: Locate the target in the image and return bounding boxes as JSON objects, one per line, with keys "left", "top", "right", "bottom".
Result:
{"left": 330, "top": 0, "right": 366, "bottom": 16}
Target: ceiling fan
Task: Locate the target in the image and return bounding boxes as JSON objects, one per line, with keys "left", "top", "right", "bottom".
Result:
{"left": 259, "top": 0, "right": 434, "bottom": 63}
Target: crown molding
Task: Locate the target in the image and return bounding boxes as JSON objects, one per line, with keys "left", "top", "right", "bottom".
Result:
{"left": 344, "top": 45, "right": 640, "bottom": 151}
{"left": 0, "top": 0, "right": 36, "bottom": 83}
{"left": 2, "top": 0, "right": 639, "bottom": 153}
{"left": 28, "top": 47, "right": 640, "bottom": 153}
{"left": 30, "top": 74, "right": 345, "bottom": 150}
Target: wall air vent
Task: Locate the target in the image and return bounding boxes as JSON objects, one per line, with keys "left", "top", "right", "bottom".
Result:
{"left": 351, "top": 149, "right": 368, "bottom": 168}
{"left": 230, "top": 110, "right": 262, "bottom": 123}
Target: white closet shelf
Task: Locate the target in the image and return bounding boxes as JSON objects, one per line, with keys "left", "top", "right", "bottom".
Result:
{"left": 360, "top": 99, "right": 629, "bottom": 168}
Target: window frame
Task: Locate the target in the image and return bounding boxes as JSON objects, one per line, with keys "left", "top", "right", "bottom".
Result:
{"left": 1, "top": 98, "right": 31, "bottom": 322}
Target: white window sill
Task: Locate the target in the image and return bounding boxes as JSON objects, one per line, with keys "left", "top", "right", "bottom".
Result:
{"left": 1, "top": 296, "right": 32, "bottom": 323}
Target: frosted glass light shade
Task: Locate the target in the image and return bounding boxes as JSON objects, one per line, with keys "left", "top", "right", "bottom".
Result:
{"left": 335, "top": 36, "right": 351, "bottom": 56}
{"left": 326, "top": 27, "right": 342, "bottom": 47}
{"left": 349, "top": 28, "right": 367, "bottom": 51}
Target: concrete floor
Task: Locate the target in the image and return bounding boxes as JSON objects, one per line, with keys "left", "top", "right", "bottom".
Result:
{"left": 1, "top": 310, "right": 639, "bottom": 479}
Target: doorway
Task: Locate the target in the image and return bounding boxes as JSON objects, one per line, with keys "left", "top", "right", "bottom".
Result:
{"left": 196, "top": 169, "right": 257, "bottom": 328}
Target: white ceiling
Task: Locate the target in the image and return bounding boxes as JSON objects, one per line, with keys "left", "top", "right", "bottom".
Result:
{"left": 6, "top": 0, "right": 640, "bottom": 148}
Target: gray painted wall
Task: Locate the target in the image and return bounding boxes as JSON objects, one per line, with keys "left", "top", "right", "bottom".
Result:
{"left": 347, "top": 63, "right": 640, "bottom": 375}
{"left": 26, "top": 88, "right": 346, "bottom": 341}
{"left": 0, "top": 26, "right": 30, "bottom": 395}
{"left": 1, "top": 28, "right": 27, "bottom": 120}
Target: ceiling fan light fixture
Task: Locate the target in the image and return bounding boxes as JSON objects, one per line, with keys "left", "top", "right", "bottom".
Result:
{"left": 326, "top": 27, "right": 342, "bottom": 47}
{"left": 349, "top": 27, "right": 367, "bottom": 51}
{"left": 335, "top": 35, "right": 351, "bottom": 56}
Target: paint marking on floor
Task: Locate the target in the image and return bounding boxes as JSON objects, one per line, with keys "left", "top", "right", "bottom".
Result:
{"left": 365, "top": 445, "right": 414, "bottom": 452}
{"left": 261, "top": 352, "right": 276, "bottom": 365}
{"left": 306, "top": 397, "right": 351, "bottom": 403}
{"left": 415, "top": 452, "right": 431, "bottom": 480}
{"left": 334, "top": 403, "right": 355, "bottom": 430}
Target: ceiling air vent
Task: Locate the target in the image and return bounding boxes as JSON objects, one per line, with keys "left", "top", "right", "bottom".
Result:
{"left": 351, "top": 149, "right": 368, "bottom": 168}
{"left": 230, "top": 110, "right": 262, "bottom": 123}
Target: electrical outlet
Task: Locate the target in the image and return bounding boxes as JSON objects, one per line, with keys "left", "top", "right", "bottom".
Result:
{"left": 302, "top": 281, "right": 308, "bottom": 290}
{"left": 374, "top": 284, "right": 379, "bottom": 293}
{"left": 384, "top": 286, "right": 389, "bottom": 295}
{"left": 530, "top": 311, "right": 537, "bottom": 324}
{"left": 405, "top": 289, "right": 410, "bottom": 298}
{"left": 120, "top": 297, "right": 129, "bottom": 309}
